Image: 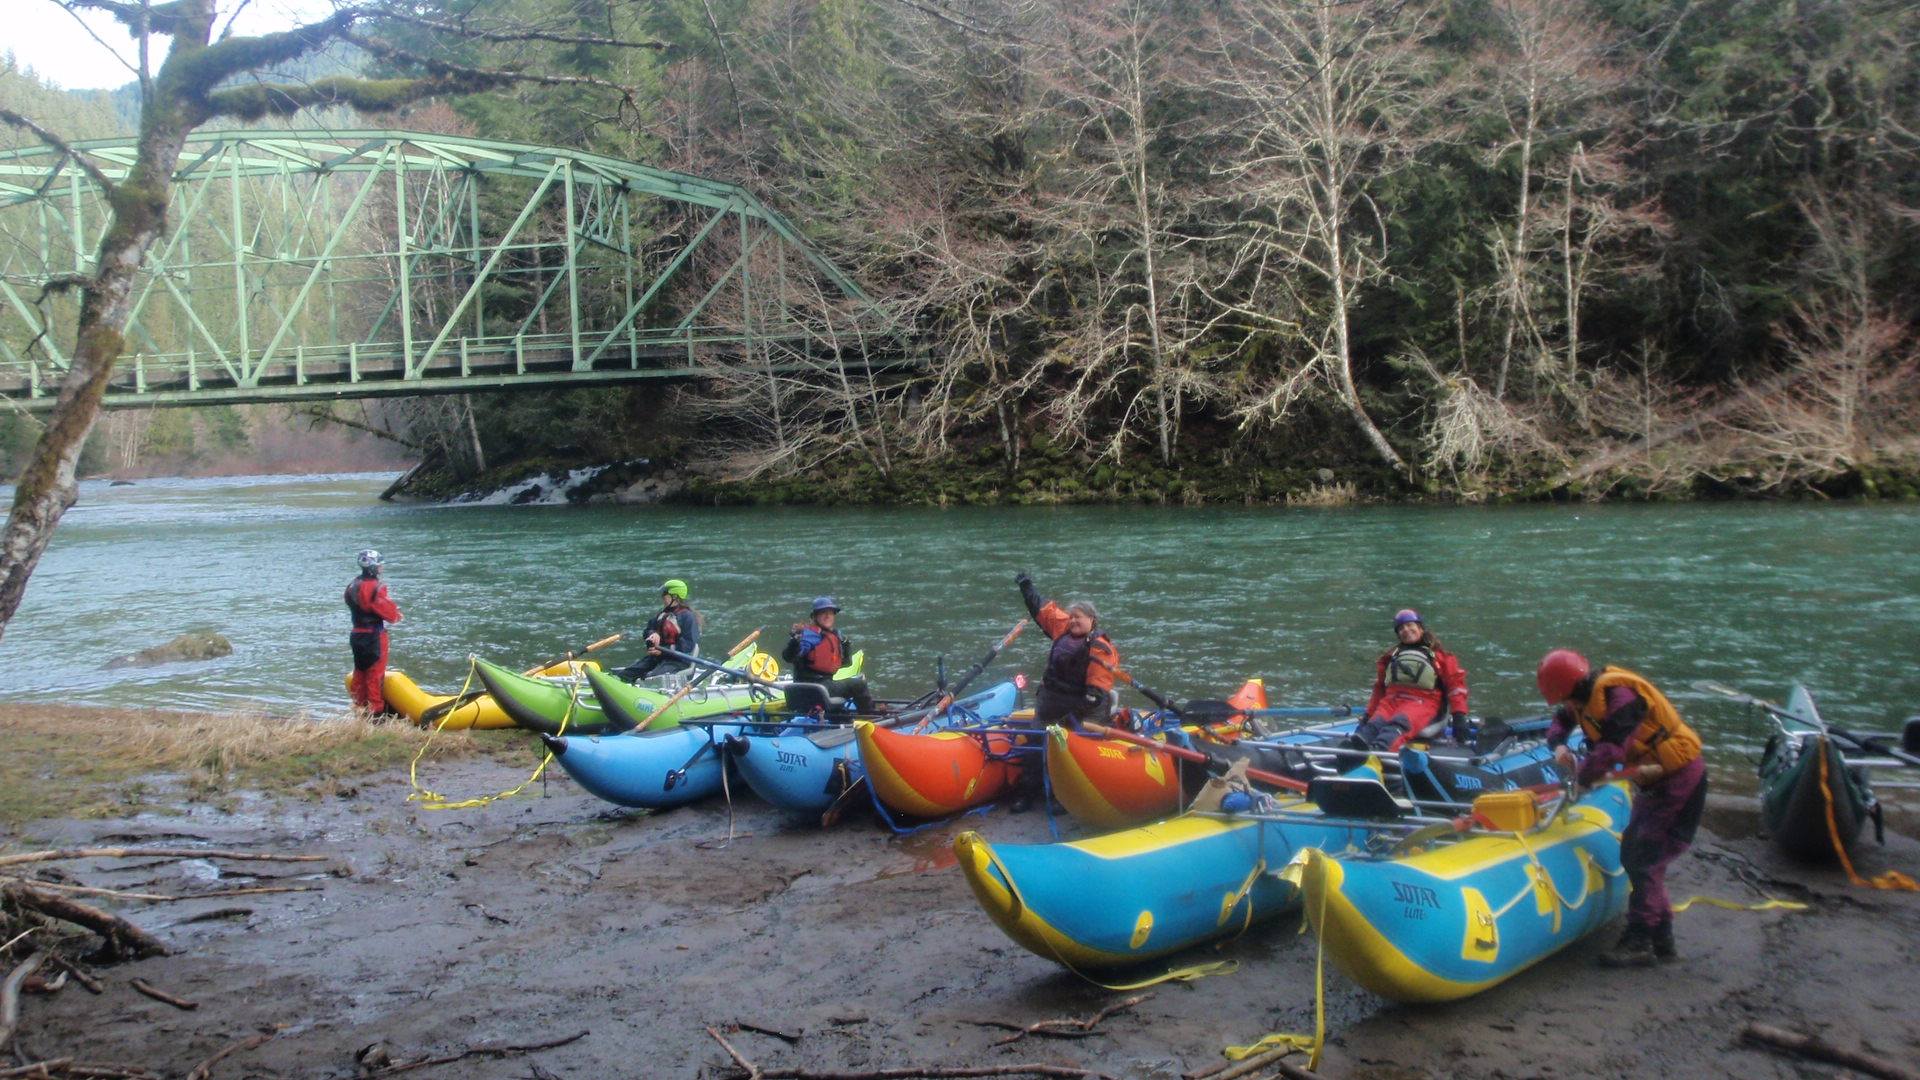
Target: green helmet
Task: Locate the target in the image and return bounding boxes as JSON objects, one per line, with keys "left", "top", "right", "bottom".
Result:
{"left": 660, "top": 579, "right": 689, "bottom": 600}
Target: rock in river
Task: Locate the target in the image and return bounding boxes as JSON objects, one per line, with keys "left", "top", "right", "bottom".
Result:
{"left": 104, "top": 630, "right": 233, "bottom": 669}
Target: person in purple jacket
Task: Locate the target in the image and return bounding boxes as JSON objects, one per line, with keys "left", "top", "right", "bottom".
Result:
{"left": 1539, "top": 648, "right": 1707, "bottom": 967}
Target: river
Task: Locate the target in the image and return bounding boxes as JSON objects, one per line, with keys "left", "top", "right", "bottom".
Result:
{"left": 4, "top": 471, "right": 1917, "bottom": 760}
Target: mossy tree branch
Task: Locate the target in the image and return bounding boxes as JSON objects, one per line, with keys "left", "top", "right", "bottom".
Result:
{"left": 0, "top": 109, "right": 116, "bottom": 194}
{"left": 204, "top": 72, "right": 512, "bottom": 121}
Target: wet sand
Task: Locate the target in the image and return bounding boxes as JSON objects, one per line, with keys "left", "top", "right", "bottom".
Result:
{"left": 10, "top": 759, "right": 1920, "bottom": 1079}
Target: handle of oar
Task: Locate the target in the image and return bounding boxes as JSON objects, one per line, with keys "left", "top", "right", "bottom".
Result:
{"left": 640, "top": 630, "right": 767, "bottom": 731}
{"left": 924, "top": 619, "right": 1030, "bottom": 718}
{"left": 1080, "top": 721, "right": 1309, "bottom": 793}
{"left": 521, "top": 632, "right": 624, "bottom": 676}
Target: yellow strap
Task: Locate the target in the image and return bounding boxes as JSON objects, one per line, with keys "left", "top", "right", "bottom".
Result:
{"left": 1673, "top": 895, "right": 1809, "bottom": 913}
{"left": 1223, "top": 867, "right": 1326, "bottom": 1070}
{"left": 407, "top": 659, "right": 575, "bottom": 812}
{"left": 1817, "top": 736, "right": 1920, "bottom": 892}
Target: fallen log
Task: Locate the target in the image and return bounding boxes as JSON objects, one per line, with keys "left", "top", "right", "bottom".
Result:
{"left": 1741, "top": 1022, "right": 1920, "bottom": 1080}
{"left": 0, "top": 1058, "right": 74, "bottom": 1078}
{"left": 0, "top": 849, "right": 326, "bottom": 870}
{"left": 1, "top": 884, "right": 168, "bottom": 960}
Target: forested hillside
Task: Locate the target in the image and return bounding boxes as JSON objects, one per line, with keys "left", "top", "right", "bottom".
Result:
{"left": 9, "top": 0, "right": 1919, "bottom": 501}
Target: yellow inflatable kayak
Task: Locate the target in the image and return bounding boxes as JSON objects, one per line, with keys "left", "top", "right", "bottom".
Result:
{"left": 343, "top": 660, "right": 597, "bottom": 730}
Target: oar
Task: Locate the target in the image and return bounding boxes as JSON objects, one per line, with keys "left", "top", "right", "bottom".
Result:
{"left": 636, "top": 629, "right": 763, "bottom": 732}
{"left": 1079, "top": 721, "right": 1309, "bottom": 793}
{"left": 922, "top": 619, "right": 1027, "bottom": 715}
{"left": 419, "top": 632, "right": 623, "bottom": 726}
{"left": 1695, "top": 681, "right": 1920, "bottom": 769}
{"left": 1180, "top": 703, "right": 1359, "bottom": 722}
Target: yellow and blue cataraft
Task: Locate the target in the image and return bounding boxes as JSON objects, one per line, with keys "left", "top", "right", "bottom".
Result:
{"left": 953, "top": 764, "right": 1390, "bottom": 971}
{"left": 1289, "top": 780, "right": 1633, "bottom": 1003}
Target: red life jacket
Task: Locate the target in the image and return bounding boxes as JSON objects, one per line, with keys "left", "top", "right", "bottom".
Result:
{"left": 345, "top": 576, "right": 387, "bottom": 632}
{"left": 801, "top": 627, "right": 844, "bottom": 677}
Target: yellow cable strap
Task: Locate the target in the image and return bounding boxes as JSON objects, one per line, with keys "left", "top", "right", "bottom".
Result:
{"left": 1224, "top": 867, "right": 1326, "bottom": 1070}
{"left": 408, "top": 660, "right": 578, "bottom": 812}
{"left": 975, "top": 842, "right": 1238, "bottom": 991}
{"left": 1817, "top": 736, "right": 1920, "bottom": 892}
{"left": 1672, "top": 895, "right": 1808, "bottom": 913}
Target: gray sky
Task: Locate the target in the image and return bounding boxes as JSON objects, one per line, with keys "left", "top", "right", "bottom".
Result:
{"left": 12, "top": 0, "right": 335, "bottom": 91}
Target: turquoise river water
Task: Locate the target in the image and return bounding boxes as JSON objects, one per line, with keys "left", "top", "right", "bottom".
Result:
{"left": 3, "top": 471, "right": 1918, "bottom": 761}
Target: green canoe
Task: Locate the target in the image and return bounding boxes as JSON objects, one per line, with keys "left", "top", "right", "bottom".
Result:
{"left": 1758, "top": 684, "right": 1878, "bottom": 863}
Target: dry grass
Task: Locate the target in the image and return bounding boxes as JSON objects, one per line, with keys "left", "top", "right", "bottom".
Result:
{"left": 0, "top": 704, "right": 525, "bottom": 829}
{"left": 1285, "top": 480, "right": 1363, "bottom": 507}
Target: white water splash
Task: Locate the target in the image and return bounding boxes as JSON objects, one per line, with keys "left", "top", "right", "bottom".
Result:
{"left": 459, "top": 465, "right": 611, "bottom": 506}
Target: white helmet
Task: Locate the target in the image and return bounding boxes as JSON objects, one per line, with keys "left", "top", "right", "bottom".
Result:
{"left": 357, "top": 549, "right": 385, "bottom": 569}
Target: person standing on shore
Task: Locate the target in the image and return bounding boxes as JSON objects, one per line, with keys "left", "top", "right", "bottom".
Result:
{"left": 1355, "top": 609, "right": 1470, "bottom": 750}
{"left": 783, "top": 597, "right": 876, "bottom": 714}
{"left": 1538, "top": 648, "right": 1707, "bottom": 967}
{"left": 613, "top": 579, "right": 701, "bottom": 682}
{"left": 346, "top": 549, "right": 403, "bottom": 717}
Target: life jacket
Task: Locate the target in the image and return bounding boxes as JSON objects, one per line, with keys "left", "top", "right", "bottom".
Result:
{"left": 799, "top": 626, "right": 844, "bottom": 677}
{"left": 1043, "top": 631, "right": 1112, "bottom": 697}
{"left": 1575, "top": 666, "right": 1702, "bottom": 774}
{"left": 345, "top": 575, "right": 386, "bottom": 631}
{"left": 1383, "top": 644, "right": 1440, "bottom": 690}
{"left": 646, "top": 602, "right": 690, "bottom": 648}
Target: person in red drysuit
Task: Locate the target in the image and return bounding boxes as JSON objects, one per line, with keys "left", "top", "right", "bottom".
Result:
{"left": 1355, "top": 609, "right": 1470, "bottom": 750}
{"left": 346, "top": 549, "right": 403, "bottom": 716}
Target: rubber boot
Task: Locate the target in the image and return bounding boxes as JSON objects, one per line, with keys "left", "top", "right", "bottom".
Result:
{"left": 1597, "top": 924, "right": 1656, "bottom": 968}
{"left": 1650, "top": 919, "right": 1677, "bottom": 963}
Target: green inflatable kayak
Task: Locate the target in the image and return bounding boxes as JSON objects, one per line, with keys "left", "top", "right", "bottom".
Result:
{"left": 474, "top": 649, "right": 867, "bottom": 735}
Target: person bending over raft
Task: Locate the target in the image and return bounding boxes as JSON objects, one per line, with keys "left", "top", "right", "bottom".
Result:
{"left": 1538, "top": 648, "right": 1707, "bottom": 967}
{"left": 613, "top": 579, "right": 702, "bottom": 682}
{"left": 1353, "top": 609, "right": 1470, "bottom": 750}
{"left": 346, "top": 549, "right": 403, "bottom": 717}
{"left": 782, "top": 596, "right": 876, "bottom": 716}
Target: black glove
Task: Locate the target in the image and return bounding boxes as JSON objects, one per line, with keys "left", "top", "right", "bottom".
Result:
{"left": 1014, "top": 571, "right": 1032, "bottom": 588}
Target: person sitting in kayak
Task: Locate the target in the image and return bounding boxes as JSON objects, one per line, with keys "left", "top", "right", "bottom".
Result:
{"left": 614, "top": 579, "right": 701, "bottom": 682}
{"left": 1012, "top": 573, "right": 1120, "bottom": 813}
{"left": 783, "top": 596, "right": 876, "bottom": 716}
{"left": 1354, "top": 609, "right": 1470, "bottom": 750}
{"left": 346, "top": 549, "right": 403, "bottom": 717}
{"left": 1539, "top": 648, "right": 1707, "bottom": 968}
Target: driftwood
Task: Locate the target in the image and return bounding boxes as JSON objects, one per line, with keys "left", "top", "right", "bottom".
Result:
{"left": 0, "top": 950, "right": 49, "bottom": 1049}
{"left": 1, "top": 885, "right": 168, "bottom": 960}
{"left": 0, "top": 1059, "right": 74, "bottom": 1077}
{"left": 128, "top": 978, "right": 196, "bottom": 1011}
{"left": 184, "top": 1026, "right": 283, "bottom": 1080}
{"left": 706, "top": 1024, "right": 1117, "bottom": 1080}
{"left": 731, "top": 1022, "right": 803, "bottom": 1044}
{"left": 0, "top": 849, "right": 327, "bottom": 870}
{"left": 5, "top": 879, "right": 319, "bottom": 904}
{"left": 365, "top": 1029, "right": 588, "bottom": 1076}
{"left": 1741, "top": 1022, "right": 1920, "bottom": 1080}
{"left": 964, "top": 994, "right": 1150, "bottom": 1047}
{"left": 167, "top": 909, "right": 252, "bottom": 928}
{"left": 46, "top": 956, "right": 102, "bottom": 995}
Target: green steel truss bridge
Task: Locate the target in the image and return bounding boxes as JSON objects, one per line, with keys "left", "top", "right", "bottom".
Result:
{"left": 0, "top": 130, "right": 889, "bottom": 410}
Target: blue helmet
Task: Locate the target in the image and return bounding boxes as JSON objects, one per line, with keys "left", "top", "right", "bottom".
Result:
{"left": 811, "top": 596, "right": 841, "bottom": 614}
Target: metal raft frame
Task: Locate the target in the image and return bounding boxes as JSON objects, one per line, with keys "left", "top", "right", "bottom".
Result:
{"left": 0, "top": 130, "right": 888, "bottom": 410}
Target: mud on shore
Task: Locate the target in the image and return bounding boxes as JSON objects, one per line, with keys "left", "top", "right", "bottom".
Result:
{"left": 8, "top": 756, "right": 1920, "bottom": 1079}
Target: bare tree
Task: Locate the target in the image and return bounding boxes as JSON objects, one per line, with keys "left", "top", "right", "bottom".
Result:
{"left": 0, "top": 0, "right": 663, "bottom": 637}
{"left": 1208, "top": 0, "right": 1447, "bottom": 474}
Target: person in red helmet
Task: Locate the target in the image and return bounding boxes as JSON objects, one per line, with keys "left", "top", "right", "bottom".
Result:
{"left": 346, "top": 549, "right": 403, "bottom": 716}
{"left": 1538, "top": 648, "right": 1706, "bottom": 967}
{"left": 1355, "top": 609, "right": 1470, "bottom": 750}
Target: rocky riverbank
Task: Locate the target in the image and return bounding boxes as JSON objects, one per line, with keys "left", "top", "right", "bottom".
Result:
{"left": 2, "top": 704, "right": 1917, "bottom": 1079}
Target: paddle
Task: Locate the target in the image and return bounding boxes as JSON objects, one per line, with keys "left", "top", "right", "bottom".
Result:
{"left": 636, "top": 629, "right": 763, "bottom": 732}
{"left": 1696, "top": 681, "right": 1920, "bottom": 769}
{"left": 1080, "top": 720, "right": 1309, "bottom": 793}
{"left": 419, "top": 631, "right": 623, "bottom": 726}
